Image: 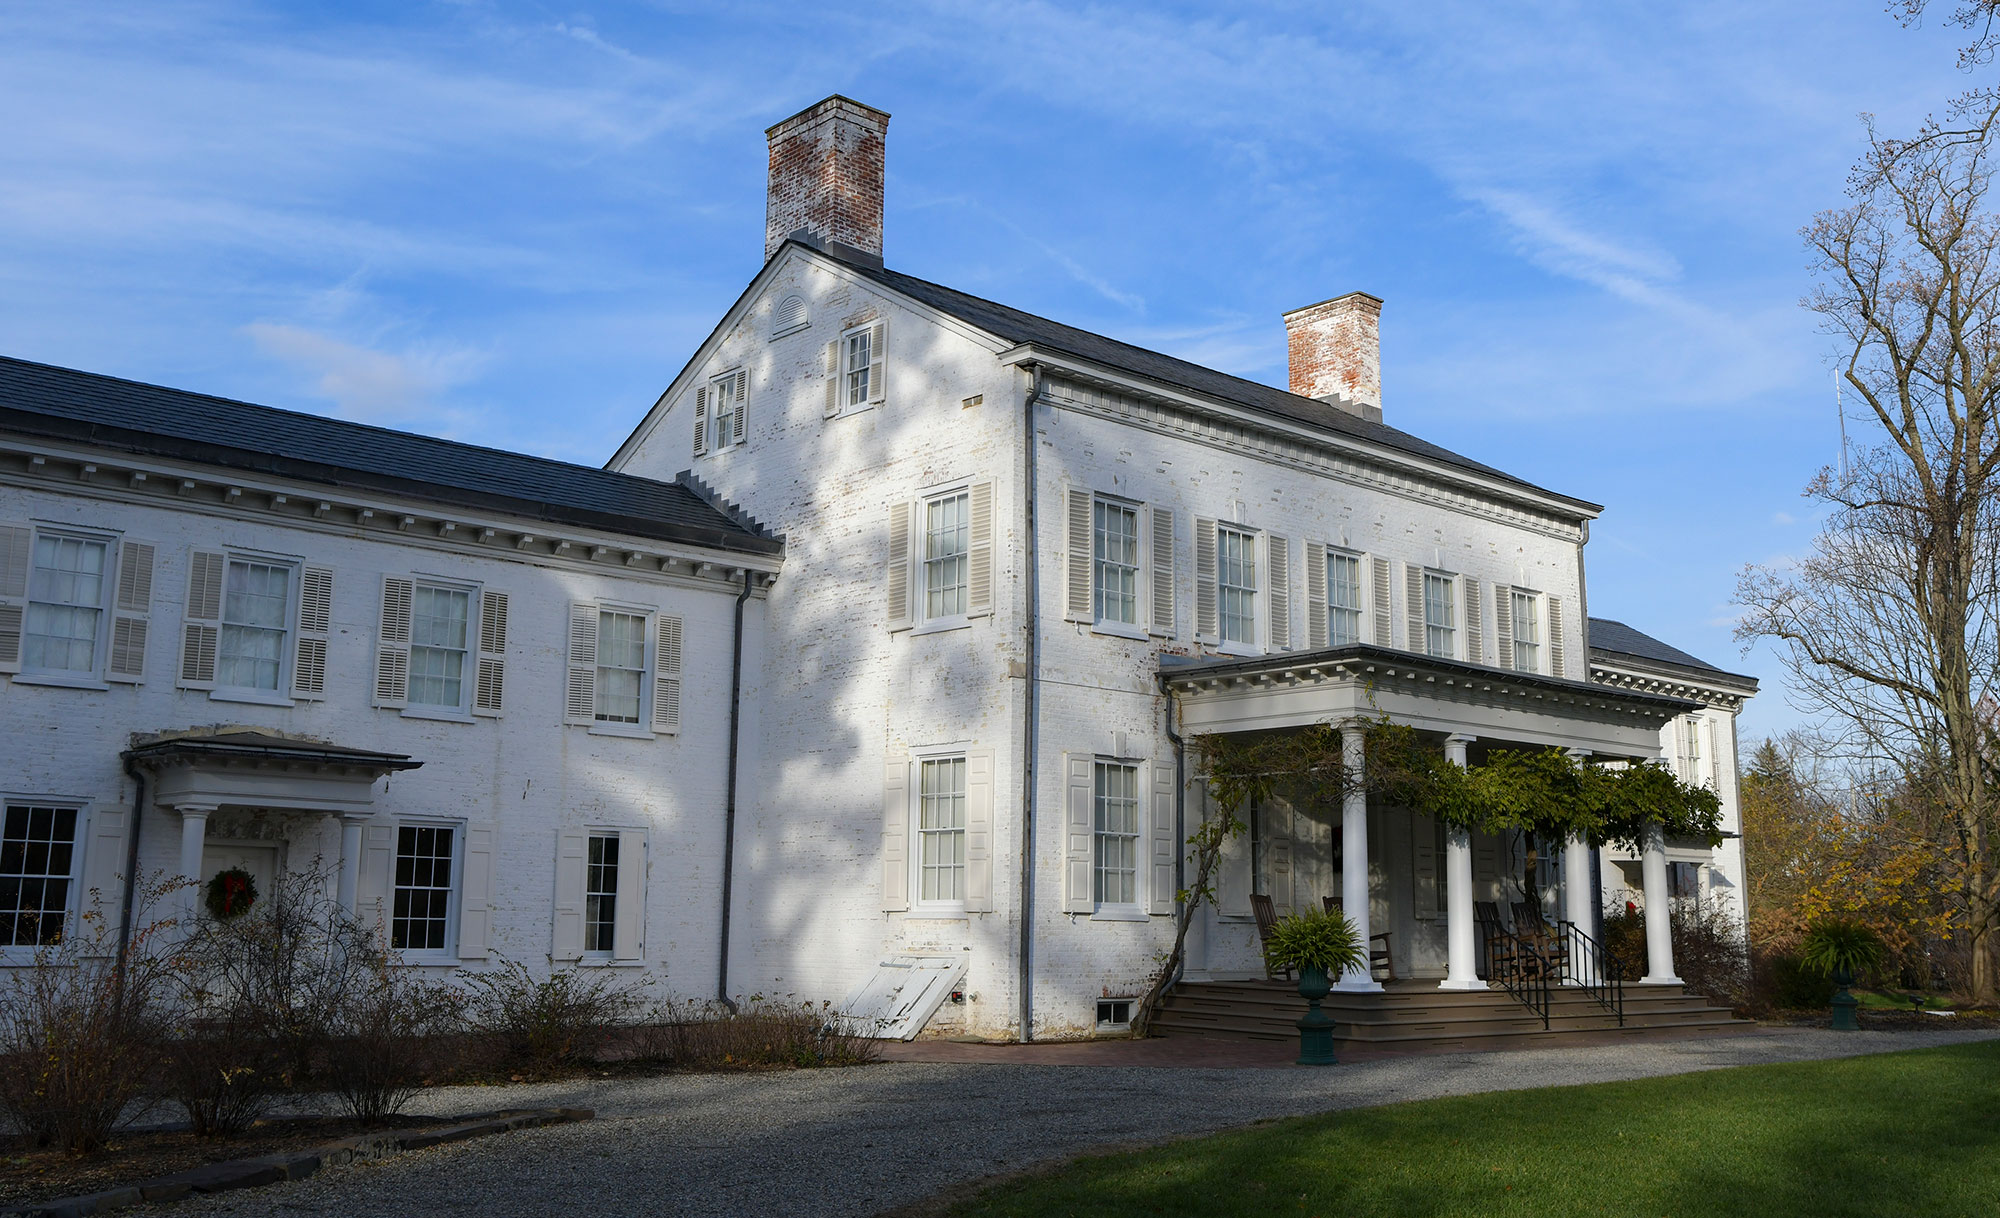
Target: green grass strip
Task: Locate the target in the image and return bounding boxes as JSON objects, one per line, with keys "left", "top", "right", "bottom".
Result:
{"left": 949, "top": 1040, "right": 2000, "bottom": 1218}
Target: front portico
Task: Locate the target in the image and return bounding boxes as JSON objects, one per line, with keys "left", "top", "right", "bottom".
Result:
{"left": 1163, "top": 644, "right": 1700, "bottom": 995}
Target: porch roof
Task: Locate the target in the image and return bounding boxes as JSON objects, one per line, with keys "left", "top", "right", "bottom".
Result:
{"left": 123, "top": 728, "right": 420, "bottom": 816}
{"left": 1160, "top": 644, "right": 1697, "bottom": 758}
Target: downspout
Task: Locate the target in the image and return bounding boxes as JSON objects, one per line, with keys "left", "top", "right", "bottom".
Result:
{"left": 1161, "top": 678, "right": 1186, "bottom": 987}
{"left": 116, "top": 754, "right": 147, "bottom": 967}
{"left": 717, "top": 567, "right": 754, "bottom": 1015}
{"left": 1019, "top": 365, "right": 1046, "bottom": 1043}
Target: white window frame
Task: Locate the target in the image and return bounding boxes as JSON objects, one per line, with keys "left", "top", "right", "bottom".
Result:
{"left": 592, "top": 604, "right": 652, "bottom": 732}
{"left": 1216, "top": 525, "right": 1261, "bottom": 655}
{"left": 403, "top": 578, "right": 479, "bottom": 719}
{"left": 1092, "top": 497, "right": 1144, "bottom": 635}
{"left": 0, "top": 796, "right": 86, "bottom": 961}
{"left": 841, "top": 322, "right": 877, "bottom": 409}
{"left": 708, "top": 369, "right": 741, "bottom": 452}
{"left": 17, "top": 527, "right": 116, "bottom": 688}
{"left": 1508, "top": 588, "right": 1545, "bottom": 675}
{"left": 918, "top": 488, "right": 971, "bottom": 630}
{"left": 212, "top": 552, "right": 299, "bottom": 704}
{"left": 1327, "top": 548, "right": 1366, "bottom": 648}
{"left": 388, "top": 819, "right": 462, "bottom": 958}
{"left": 582, "top": 830, "right": 622, "bottom": 959}
{"left": 1422, "top": 569, "right": 1460, "bottom": 661}
{"left": 910, "top": 748, "right": 969, "bottom": 914}
{"left": 1091, "top": 758, "right": 1145, "bottom": 920}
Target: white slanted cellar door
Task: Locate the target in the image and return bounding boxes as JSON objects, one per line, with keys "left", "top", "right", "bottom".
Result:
{"left": 836, "top": 955, "right": 966, "bottom": 1040}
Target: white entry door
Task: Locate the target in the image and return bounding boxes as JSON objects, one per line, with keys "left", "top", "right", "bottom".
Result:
{"left": 201, "top": 840, "right": 282, "bottom": 918}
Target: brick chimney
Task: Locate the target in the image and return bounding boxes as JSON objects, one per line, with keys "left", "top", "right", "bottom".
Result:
{"left": 764, "top": 96, "right": 890, "bottom": 265}
{"left": 1283, "top": 292, "right": 1383, "bottom": 423}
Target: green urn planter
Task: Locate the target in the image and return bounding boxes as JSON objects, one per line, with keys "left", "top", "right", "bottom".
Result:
{"left": 1830, "top": 966, "right": 1860, "bottom": 1032}
{"left": 1295, "top": 964, "right": 1339, "bottom": 1066}
{"left": 1800, "top": 918, "right": 1883, "bottom": 1033}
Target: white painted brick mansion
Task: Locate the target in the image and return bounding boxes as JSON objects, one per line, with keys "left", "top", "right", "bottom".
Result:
{"left": 0, "top": 96, "right": 1754, "bottom": 1041}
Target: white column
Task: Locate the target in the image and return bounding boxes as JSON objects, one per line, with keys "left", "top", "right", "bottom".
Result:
{"left": 1335, "top": 725, "right": 1382, "bottom": 991}
{"left": 177, "top": 804, "right": 213, "bottom": 921}
{"left": 1640, "top": 820, "right": 1682, "bottom": 984}
{"left": 1561, "top": 749, "right": 1595, "bottom": 984}
{"left": 1439, "top": 733, "right": 1485, "bottom": 991}
{"left": 337, "top": 815, "right": 368, "bottom": 914}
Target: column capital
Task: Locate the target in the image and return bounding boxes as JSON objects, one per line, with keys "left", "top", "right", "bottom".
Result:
{"left": 1445, "top": 732, "right": 1478, "bottom": 745}
{"left": 338, "top": 811, "right": 376, "bottom": 824}
{"left": 1564, "top": 747, "right": 1594, "bottom": 760}
{"left": 170, "top": 802, "right": 220, "bottom": 818}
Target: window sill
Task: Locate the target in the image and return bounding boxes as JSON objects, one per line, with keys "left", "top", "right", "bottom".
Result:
{"left": 400, "top": 705, "right": 475, "bottom": 724}
{"left": 575, "top": 958, "right": 648, "bottom": 968}
{"left": 8, "top": 672, "right": 110, "bottom": 691}
{"left": 393, "top": 956, "right": 464, "bottom": 968}
{"left": 910, "top": 617, "right": 971, "bottom": 637}
{"left": 903, "top": 909, "right": 968, "bottom": 921}
{"left": 1214, "top": 642, "right": 1263, "bottom": 659}
{"left": 1089, "top": 622, "right": 1149, "bottom": 642}
{"left": 1090, "top": 906, "right": 1150, "bottom": 923}
{"left": 208, "top": 688, "right": 296, "bottom": 708}
{"left": 587, "top": 722, "right": 655, "bottom": 741}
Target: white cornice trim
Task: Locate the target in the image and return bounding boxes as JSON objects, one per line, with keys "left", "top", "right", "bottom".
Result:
{"left": 1588, "top": 658, "right": 1756, "bottom": 711}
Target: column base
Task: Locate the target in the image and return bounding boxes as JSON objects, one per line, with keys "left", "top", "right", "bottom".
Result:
{"left": 1437, "top": 978, "right": 1489, "bottom": 991}
{"left": 1332, "top": 977, "right": 1384, "bottom": 993}
{"left": 1639, "top": 975, "right": 1685, "bottom": 986}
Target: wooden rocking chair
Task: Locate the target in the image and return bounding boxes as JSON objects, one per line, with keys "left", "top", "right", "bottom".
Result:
{"left": 1249, "top": 893, "right": 1290, "bottom": 980}
{"left": 1510, "top": 900, "right": 1572, "bottom": 980}
{"left": 1322, "top": 896, "right": 1396, "bottom": 981}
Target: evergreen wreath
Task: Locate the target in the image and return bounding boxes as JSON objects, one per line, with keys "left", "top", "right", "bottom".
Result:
{"left": 204, "top": 866, "right": 259, "bottom": 920}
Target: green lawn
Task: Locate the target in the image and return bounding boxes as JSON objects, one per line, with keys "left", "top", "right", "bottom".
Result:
{"left": 949, "top": 1040, "right": 2000, "bottom": 1218}
{"left": 1853, "top": 988, "right": 1954, "bottom": 1010}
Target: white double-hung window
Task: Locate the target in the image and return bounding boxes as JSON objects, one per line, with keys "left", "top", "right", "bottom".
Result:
{"left": 887, "top": 483, "right": 995, "bottom": 631}
{"left": 376, "top": 578, "right": 506, "bottom": 716}
{"left": 1217, "top": 526, "right": 1258, "bottom": 647}
{"left": 1422, "top": 571, "right": 1457, "bottom": 659}
{"left": 23, "top": 535, "right": 108, "bottom": 675}
{"left": 563, "top": 603, "right": 682, "bottom": 736}
{"left": 584, "top": 832, "right": 620, "bottom": 955}
{"left": 1328, "top": 552, "right": 1363, "bottom": 646}
{"left": 917, "top": 755, "right": 967, "bottom": 906}
{"left": 923, "top": 492, "right": 970, "bottom": 620}
{"left": 1, "top": 803, "right": 79, "bottom": 950}
{"left": 218, "top": 559, "right": 293, "bottom": 691}
{"left": 390, "top": 823, "right": 456, "bottom": 954}
{"left": 595, "top": 609, "right": 648, "bottom": 724}
{"left": 1093, "top": 761, "right": 1140, "bottom": 910}
{"left": 1510, "top": 589, "right": 1542, "bottom": 674}
{"left": 1093, "top": 500, "right": 1140, "bottom": 626}
{"left": 826, "top": 320, "right": 887, "bottom": 415}
{"left": 408, "top": 584, "right": 471, "bottom": 709}
{"left": 3, "top": 525, "right": 155, "bottom": 685}
{"left": 1065, "top": 489, "right": 1175, "bottom": 638}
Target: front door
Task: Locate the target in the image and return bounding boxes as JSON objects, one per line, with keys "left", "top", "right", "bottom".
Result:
{"left": 201, "top": 840, "right": 281, "bottom": 920}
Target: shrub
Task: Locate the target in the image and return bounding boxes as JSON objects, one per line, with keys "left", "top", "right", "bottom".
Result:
{"left": 321, "top": 970, "right": 467, "bottom": 1125}
{"left": 1800, "top": 917, "right": 1888, "bottom": 982}
{"left": 1262, "top": 909, "right": 1364, "bottom": 977}
{"left": 1756, "top": 951, "right": 1839, "bottom": 1010}
{"left": 634, "top": 998, "right": 881, "bottom": 1068}
{"left": 464, "top": 959, "right": 644, "bottom": 1071}
{"left": 1599, "top": 897, "right": 1750, "bottom": 1006}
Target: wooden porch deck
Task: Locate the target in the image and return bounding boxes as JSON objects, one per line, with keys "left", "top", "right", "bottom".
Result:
{"left": 1152, "top": 978, "right": 1749, "bottom": 1054}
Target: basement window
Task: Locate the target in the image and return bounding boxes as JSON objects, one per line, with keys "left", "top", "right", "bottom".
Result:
{"left": 1096, "top": 998, "right": 1134, "bottom": 1031}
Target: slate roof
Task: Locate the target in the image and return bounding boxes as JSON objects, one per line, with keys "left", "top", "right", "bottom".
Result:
{"left": 1589, "top": 617, "right": 1757, "bottom": 687}
{"left": 0, "top": 356, "right": 782, "bottom": 556}
{"left": 819, "top": 246, "right": 1598, "bottom": 514}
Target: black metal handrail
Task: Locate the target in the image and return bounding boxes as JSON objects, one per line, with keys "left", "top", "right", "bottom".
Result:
{"left": 1481, "top": 923, "right": 1551, "bottom": 1029}
{"left": 1558, "top": 921, "right": 1625, "bottom": 1026}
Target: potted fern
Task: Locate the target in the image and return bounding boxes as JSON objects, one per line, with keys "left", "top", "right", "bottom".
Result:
{"left": 1263, "top": 908, "right": 1365, "bottom": 1065}
{"left": 1800, "top": 917, "right": 1885, "bottom": 1032}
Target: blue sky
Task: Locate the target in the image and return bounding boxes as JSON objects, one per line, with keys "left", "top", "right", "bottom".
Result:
{"left": 0, "top": 1, "right": 1976, "bottom": 745}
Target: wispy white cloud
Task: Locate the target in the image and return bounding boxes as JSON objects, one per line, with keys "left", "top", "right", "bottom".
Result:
{"left": 242, "top": 322, "right": 487, "bottom": 433}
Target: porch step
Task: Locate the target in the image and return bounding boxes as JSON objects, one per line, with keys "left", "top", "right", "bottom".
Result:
{"left": 1151, "top": 979, "right": 1751, "bottom": 1054}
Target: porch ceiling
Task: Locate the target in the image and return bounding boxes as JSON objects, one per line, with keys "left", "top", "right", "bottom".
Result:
{"left": 1161, "top": 644, "right": 1696, "bottom": 758}
{"left": 123, "top": 727, "right": 421, "bottom": 815}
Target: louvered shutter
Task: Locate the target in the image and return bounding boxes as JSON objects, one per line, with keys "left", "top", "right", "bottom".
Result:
{"left": 651, "top": 613, "right": 681, "bottom": 734}
{"left": 551, "top": 830, "right": 586, "bottom": 961}
{"left": 692, "top": 385, "right": 709, "bottom": 457}
{"left": 1412, "top": 814, "right": 1440, "bottom": 920}
{"left": 866, "top": 320, "right": 887, "bottom": 403}
{"left": 1548, "top": 594, "right": 1567, "bottom": 677}
{"left": 732, "top": 369, "right": 748, "bottom": 445}
{"left": 882, "top": 751, "right": 910, "bottom": 911}
{"left": 1149, "top": 762, "right": 1176, "bottom": 916}
{"left": 1271, "top": 834, "right": 1294, "bottom": 914}
{"left": 1404, "top": 563, "right": 1424, "bottom": 654}
{"left": 564, "top": 603, "right": 598, "bottom": 725}
{"left": 1148, "top": 506, "right": 1175, "bottom": 637}
{"left": 824, "top": 340, "right": 841, "bottom": 416}
{"left": 0, "top": 524, "right": 28, "bottom": 673}
{"left": 356, "top": 822, "right": 395, "bottom": 931}
{"left": 613, "top": 829, "right": 646, "bottom": 960}
{"left": 1305, "top": 542, "right": 1328, "bottom": 649}
{"left": 79, "top": 807, "right": 130, "bottom": 951}
{"left": 373, "top": 577, "right": 412, "bottom": 708}
{"left": 178, "top": 550, "right": 225, "bottom": 687}
{"left": 1370, "top": 556, "right": 1392, "bottom": 646}
{"left": 1704, "top": 719, "right": 1720, "bottom": 789}
{"left": 107, "top": 540, "right": 155, "bottom": 682}
{"left": 1063, "top": 488, "right": 1093, "bottom": 622}
{"left": 966, "top": 481, "right": 994, "bottom": 617}
{"left": 458, "top": 826, "right": 493, "bottom": 960}
{"left": 289, "top": 565, "right": 333, "bottom": 699}
{"left": 474, "top": 590, "right": 508, "bottom": 715}
{"left": 965, "top": 751, "right": 994, "bottom": 913}
{"left": 1063, "top": 753, "right": 1094, "bottom": 914}
{"left": 1267, "top": 534, "right": 1291, "bottom": 650}
{"left": 1194, "top": 517, "right": 1219, "bottom": 643}
{"left": 1496, "top": 586, "right": 1515, "bottom": 670}
{"left": 886, "top": 502, "right": 914, "bottom": 632}
{"left": 1464, "top": 579, "right": 1483, "bottom": 665}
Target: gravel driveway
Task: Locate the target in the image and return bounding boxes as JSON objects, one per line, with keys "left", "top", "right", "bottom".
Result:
{"left": 131, "top": 1027, "right": 2000, "bottom": 1218}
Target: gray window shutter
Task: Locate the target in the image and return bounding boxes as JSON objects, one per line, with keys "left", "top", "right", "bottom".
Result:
{"left": 1404, "top": 563, "right": 1424, "bottom": 654}
{"left": 292, "top": 564, "right": 333, "bottom": 699}
{"left": 886, "top": 502, "right": 913, "bottom": 632}
{"left": 357, "top": 822, "right": 395, "bottom": 930}
{"left": 1464, "top": 579, "right": 1483, "bottom": 666}
{"left": 178, "top": 550, "right": 225, "bottom": 688}
{"left": 1148, "top": 506, "right": 1175, "bottom": 637}
{"left": 967, "top": 481, "right": 994, "bottom": 617}
{"left": 1267, "top": 534, "right": 1291, "bottom": 650}
{"left": 458, "top": 825, "right": 493, "bottom": 960}
{"left": 733, "top": 369, "right": 748, "bottom": 445}
{"left": 107, "top": 540, "right": 155, "bottom": 682}
{"left": 0, "top": 524, "right": 28, "bottom": 674}
{"left": 1063, "top": 487, "right": 1093, "bottom": 622}
{"left": 79, "top": 806, "right": 130, "bottom": 950}
{"left": 692, "top": 385, "right": 709, "bottom": 457}
{"left": 552, "top": 830, "right": 586, "bottom": 962}
{"left": 1412, "top": 814, "right": 1440, "bottom": 920}
{"left": 565, "top": 602, "right": 598, "bottom": 725}
{"left": 824, "top": 340, "right": 841, "bottom": 417}
{"left": 1305, "top": 542, "right": 1328, "bottom": 649}
{"left": 1194, "top": 517, "right": 1218, "bottom": 643}
{"left": 1270, "top": 834, "right": 1294, "bottom": 914}
{"left": 1149, "top": 762, "right": 1176, "bottom": 917}
{"left": 474, "top": 589, "right": 508, "bottom": 715}
{"left": 652, "top": 613, "right": 681, "bottom": 734}
{"left": 882, "top": 751, "right": 910, "bottom": 912}
{"left": 1063, "top": 753, "right": 1094, "bottom": 914}
{"left": 1549, "top": 594, "right": 1567, "bottom": 678}
{"left": 1496, "top": 585, "right": 1515, "bottom": 670}
{"left": 965, "top": 750, "right": 994, "bottom": 913}
{"left": 866, "top": 320, "right": 887, "bottom": 403}
{"left": 373, "top": 576, "right": 412, "bottom": 708}
{"left": 1370, "top": 556, "right": 1392, "bottom": 647}
{"left": 613, "top": 828, "right": 646, "bottom": 961}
